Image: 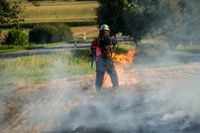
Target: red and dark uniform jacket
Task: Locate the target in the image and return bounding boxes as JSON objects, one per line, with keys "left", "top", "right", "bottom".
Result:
{"left": 90, "top": 36, "right": 112, "bottom": 58}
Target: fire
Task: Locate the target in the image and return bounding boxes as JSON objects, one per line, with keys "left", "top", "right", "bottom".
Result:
{"left": 112, "top": 51, "right": 135, "bottom": 64}
{"left": 103, "top": 50, "right": 138, "bottom": 88}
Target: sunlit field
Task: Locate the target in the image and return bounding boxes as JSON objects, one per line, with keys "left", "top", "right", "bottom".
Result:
{"left": 0, "top": 49, "right": 93, "bottom": 86}
{"left": 21, "top": 1, "right": 98, "bottom": 23}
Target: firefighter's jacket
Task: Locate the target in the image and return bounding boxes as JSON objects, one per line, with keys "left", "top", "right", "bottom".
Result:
{"left": 90, "top": 36, "right": 112, "bottom": 59}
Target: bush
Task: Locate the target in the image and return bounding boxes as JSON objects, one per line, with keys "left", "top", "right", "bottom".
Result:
{"left": 29, "top": 25, "right": 56, "bottom": 44}
{"left": 55, "top": 24, "right": 73, "bottom": 42}
{"left": 29, "top": 24, "right": 73, "bottom": 44}
{"left": 0, "top": 30, "right": 5, "bottom": 44}
{"left": 5, "top": 29, "right": 28, "bottom": 46}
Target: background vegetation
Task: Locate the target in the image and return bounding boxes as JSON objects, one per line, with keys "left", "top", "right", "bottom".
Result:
{"left": 1, "top": 0, "right": 200, "bottom": 64}
{"left": 29, "top": 24, "right": 72, "bottom": 43}
{"left": 0, "top": 0, "right": 23, "bottom": 24}
{"left": 0, "top": 0, "right": 98, "bottom": 51}
{"left": 97, "top": 0, "right": 200, "bottom": 49}
{"left": 0, "top": 49, "right": 91, "bottom": 86}
{"left": 5, "top": 29, "right": 28, "bottom": 46}
{"left": 0, "top": 43, "right": 134, "bottom": 86}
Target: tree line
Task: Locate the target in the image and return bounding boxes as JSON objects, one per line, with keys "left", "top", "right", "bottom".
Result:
{"left": 97, "top": 0, "right": 200, "bottom": 49}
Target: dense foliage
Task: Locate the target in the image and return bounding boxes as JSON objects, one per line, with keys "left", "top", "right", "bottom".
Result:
{"left": 0, "top": 0, "right": 23, "bottom": 24}
{"left": 5, "top": 29, "right": 28, "bottom": 46}
{"left": 97, "top": 0, "right": 200, "bottom": 48}
{"left": 29, "top": 24, "right": 73, "bottom": 44}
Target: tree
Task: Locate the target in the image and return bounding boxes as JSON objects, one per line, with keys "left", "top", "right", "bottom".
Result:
{"left": 0, "top": 0, "right": 23, "bottom": 24}
{"left": 155, "top": 0, "right": 200, "bottom": 48}
{"left": 97, "top": 0, "right": 130, "bottom": 36}
{"left": 154, "top": 0, "right": 182, "bottom": 49}
{"left": 123, "top": 0, "right": 158, "bottom": 45}
{"left": 97, "top": 0, "right": 200, "bottom": 49}
{"left": 27, "top": 0, "right": 40, "bottom": 6}
{"left": 179, "top": 0, "right": 200, "bottom": 46}
{"left": 97, "top": 0, "right": 158, "bottom": 44}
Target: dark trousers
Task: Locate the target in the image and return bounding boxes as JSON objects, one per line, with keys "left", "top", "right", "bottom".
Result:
{"left": 95, "top": 57, "right": 119, "bottom": 91}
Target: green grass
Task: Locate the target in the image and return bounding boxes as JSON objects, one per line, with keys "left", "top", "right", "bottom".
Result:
{"left": 0, "top": 48, "right": 26, "bottom": 54}
{"left": 21, "top": 1, "right": 98, "bottom": 23}
{"left": 0, "top": 45, "right": 27, "bottom": 54}
{"left": 117, "top": 43, "right": 135, "bottom": 53}
{"left": 176, "top": 45, "right": 200, "bottom": 54}
{"left": 0, "top": 49, "right": 94, "bottom": 86}
{"left": 170, "top": 45, "right": 200, "bottom": 59}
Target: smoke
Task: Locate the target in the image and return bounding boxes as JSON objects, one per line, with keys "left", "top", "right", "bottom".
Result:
{"left": 46, "top": 63, "right": 200, "bottom": 133}
{"left": 123, "top": 0, "right": 200, "bottom": 65}
{"left": 1, "top": 1, "right": 200, "bottom": 131}
{"left": 150, "top": 0, "right": 200, "bottom": 45}
{"left": 16, "top": 58, "right": 71, "bottom": 132}
{"left": 0, "top": 54, "right": 66, "bottom": 132}
{"left": 1, "top": 50, "right": 200, "bottom": 133}
{"left": 166, "top": 0, "right": 200, "bottom": 48}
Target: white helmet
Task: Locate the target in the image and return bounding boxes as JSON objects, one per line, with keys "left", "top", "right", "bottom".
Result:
{"left": 100, "top": 24, "right": 110, "bottom": 31}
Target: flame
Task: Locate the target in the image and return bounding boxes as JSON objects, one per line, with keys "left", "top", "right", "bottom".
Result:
{"left": 112, "top": 51, "right": 135, "bottom": 64}
{"left": 103, "top": 50, "right": 138, "bottom": 89}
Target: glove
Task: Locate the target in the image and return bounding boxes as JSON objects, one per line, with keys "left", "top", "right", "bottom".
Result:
{"left": 89, "top": 54, "right": 93, "bottom": 57}
{"left": 112, "top": 38, "right": 118, "bottom": 46}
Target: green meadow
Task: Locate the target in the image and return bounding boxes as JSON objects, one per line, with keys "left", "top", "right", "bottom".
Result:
{"left": 0, "top": 49, "right": 93, "bottom": 86}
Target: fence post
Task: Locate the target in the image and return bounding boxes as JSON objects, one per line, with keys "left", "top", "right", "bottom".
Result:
{"left": 73, "top": 40, "right": 77, "bottom": 56}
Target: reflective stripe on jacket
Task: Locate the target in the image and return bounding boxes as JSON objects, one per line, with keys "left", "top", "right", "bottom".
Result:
{"left": 90, "top": 37, "right": 112, "bottom": 58}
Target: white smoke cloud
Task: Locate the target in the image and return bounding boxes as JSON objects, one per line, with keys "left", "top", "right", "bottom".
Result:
{"left": 1, "top": 54, "right": 200, "bottom": 133}
{"left": 52, "top": 63, "right": 200, "bottom": 133}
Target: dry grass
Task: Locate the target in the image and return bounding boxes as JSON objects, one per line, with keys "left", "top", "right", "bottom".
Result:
{"left": 1, "top": 62, "right": 200, "bottom": 132}
{"left": 21, "top": 1, "right": 98, "bottom": 23}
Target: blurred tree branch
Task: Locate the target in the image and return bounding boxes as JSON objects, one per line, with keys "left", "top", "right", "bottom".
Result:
{"left": 0, "top": 0, "right": 24, "bottom": 25}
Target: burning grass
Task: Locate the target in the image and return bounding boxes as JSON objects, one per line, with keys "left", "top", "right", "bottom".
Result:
{"left": 103, "top": 44, "right": 136, "bottom": 88}
{"left": 1, "top": 62, "right": 200, "bottom": 132}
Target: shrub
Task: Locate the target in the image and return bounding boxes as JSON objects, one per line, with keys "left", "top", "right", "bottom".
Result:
{"left": 5, "top": 29, "right": 28, "bottom": 46}
{"left": 29, "top": 24, "right": 73, "bottom": 44}
{"left": 29, "top": 25, "right": 56, "bottom": 44}
{"left": 54, "top": 24, "right": 73, "bottom": 42}
{"left": 0, "top": 30, "right": 5, "bottom": 44}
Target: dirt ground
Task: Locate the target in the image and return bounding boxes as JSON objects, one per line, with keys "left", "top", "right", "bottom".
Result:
{"left": 0, "top": 62, "right": 200, "bottom": 133}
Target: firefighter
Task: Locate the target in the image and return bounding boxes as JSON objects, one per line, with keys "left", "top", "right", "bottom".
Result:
{"left": 90, "top": 24, "right": 119, "bottom": 91}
